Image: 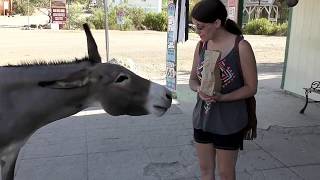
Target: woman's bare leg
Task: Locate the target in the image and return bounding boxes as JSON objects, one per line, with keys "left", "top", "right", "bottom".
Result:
{"left": 216, "top": 149, "right": 238, "bottom": 180}
{"left": 195, "top": 143, "right": 216, "bottom": 180}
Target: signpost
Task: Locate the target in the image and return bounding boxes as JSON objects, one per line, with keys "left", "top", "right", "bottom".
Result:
{"left": 166, "top": 0, "right": 177, "bottom": 99}
{"left": 116, "top": 8, "right": 125, "bottom": 30}
{"left": 104, "top": 0, "right": 109, "bottom": 62}
{"left": 227, "top": 0, "right": 244, "bottom": 27}
{"left": 227, "top": 0, "right": 238, "bottom": 22}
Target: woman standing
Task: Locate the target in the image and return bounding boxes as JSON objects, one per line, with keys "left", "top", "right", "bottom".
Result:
{"left": 189, "top": 0, "right": 257, "bottom": 180}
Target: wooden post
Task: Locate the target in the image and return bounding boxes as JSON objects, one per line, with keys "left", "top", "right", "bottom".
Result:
{"left": 103, "top": 0, "right": 109, "bottom": 62}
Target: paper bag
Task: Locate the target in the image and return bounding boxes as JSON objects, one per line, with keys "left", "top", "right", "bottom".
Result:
{"left": 200, "top": 50, "right": 221, "bottom": 96}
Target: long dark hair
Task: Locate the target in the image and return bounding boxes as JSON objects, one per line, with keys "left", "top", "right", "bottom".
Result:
{"left": 191, "top": 0, "right": 242, "bottom": 35}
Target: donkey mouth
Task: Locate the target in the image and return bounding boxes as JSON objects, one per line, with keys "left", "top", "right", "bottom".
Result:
{"left": 153, "top": 105, "right": 170, "bottom": 116}
{"left": 153, "top": 105, "right": 168, "bottom": 111}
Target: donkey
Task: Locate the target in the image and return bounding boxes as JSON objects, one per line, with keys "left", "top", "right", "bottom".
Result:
{"left": 0, "top": 24, "right": 172, "bottom": 180}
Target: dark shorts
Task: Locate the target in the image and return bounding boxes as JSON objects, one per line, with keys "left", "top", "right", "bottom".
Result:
{"left": 193, "top": 128, "right": 244, "bottom": 150}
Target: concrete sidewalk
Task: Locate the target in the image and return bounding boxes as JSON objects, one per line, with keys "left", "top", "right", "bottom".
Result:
{"left": 12, "top": 71, "right": 320, "bottom": 180}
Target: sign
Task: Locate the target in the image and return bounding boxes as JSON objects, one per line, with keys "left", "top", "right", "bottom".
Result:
{"left": 116, "top": 10, "right": 125, "bottom": 25}
{"left": 51, "top": 0, "right": 67, "bottom": 28}
{"left": 246, "top": 0, "right": 275, "bottom": 5}
{"left": 166, "top": 0, "right": 177, "bottom": 96}
{"left": 227, "top": 0, "right": 238, "bottom": 22}
{"left": 228, "top": 6, "right": 236, "bottom": 21}
{"left": 228, "top": 0, "right": 236, "bottom": 6}
{"left": 51, "top": 8, "right": 67, "bottom": 25}
{"left": 51, "top": 0, "right": 66, "bottom": 8}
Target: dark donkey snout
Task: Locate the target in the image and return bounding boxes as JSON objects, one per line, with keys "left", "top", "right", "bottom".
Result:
{"left": 166, "top": 90, "right": 173, "bottom": 100}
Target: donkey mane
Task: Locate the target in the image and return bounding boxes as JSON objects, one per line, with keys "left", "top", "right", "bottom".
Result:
{"left": 2, "top": 57, "right": 93, "bottom": 67}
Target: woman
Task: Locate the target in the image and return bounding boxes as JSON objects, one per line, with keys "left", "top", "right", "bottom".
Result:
{"left": 189, "top": 0, "right": 257, "bottom": 180}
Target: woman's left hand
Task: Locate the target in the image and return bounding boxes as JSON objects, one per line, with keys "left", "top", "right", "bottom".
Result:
{"left": 198, "top": 90, "right": 224, "bottom": 103}
{"left": 211, "top": 92, "right": 224, "bottom": 102}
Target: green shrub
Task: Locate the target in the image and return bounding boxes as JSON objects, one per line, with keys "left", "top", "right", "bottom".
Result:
{"left": 88, "top": 8, "right": 105, "bottom": 29}
{"left": 65, "top": 4, "right": 166, "bottom": 31}
{"left": 120, "top": 17, "right": 134, "bottom": 31}
{"left": 107, "top": 6, "right": 118, "bottom": 30}
{"left": 115, "top": 5, "right": 134, "bottom": 30}
{"left": 105, "top": 5, "right": 134, "bottom": 30}
{"left": 66, "top": 2, "right": 87, "bottom": 29}
{"left": 244, "top": 18, "right": 288, "bottom": 36}
{"left": 143, "top": 11, "right": 167, "bottom": 31}
{"left": 13, "top": 1, "right": 35, "bottom": 15}
{"left": 127, "top": 7, "right": 146, "bottom": 30}
{"left": 244, "top": 18, "right": 275, "bottom": 35}
{"left": 275, "top": 22, "right": 288, "bottom": 36}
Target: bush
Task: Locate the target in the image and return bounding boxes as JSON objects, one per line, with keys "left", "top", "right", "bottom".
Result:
{"left": 127, "top": 7, "right": 146, "bottom": 30}
{"left": 275, "top": 22, "right": 288, "bottom": 36}
{"left": 143, "top": 11, "right": 167, "bottom": 31}
{"left": 13, "top": 1, "right": 35, "bottom": 15}
{"left": 106, "top": 5, "right": 134, "bottom": 30}
{"left": 88, "top": 8, "right": 105, "bottom": 29}
{"left": 244, "top": 18, "right": 275, "bottom": 35}
{"left": 243, "top": 18, "right": 287, "bottom": 36}
{"left": 65, "top": 2, "right": 87, "bottom": 29}
{"left": 64, "top": 4, "right": 166, "bottom": 31}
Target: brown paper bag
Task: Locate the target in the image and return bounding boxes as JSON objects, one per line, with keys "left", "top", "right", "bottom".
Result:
{"left": 200, "top": 50, "right": 221, "bottom": 96}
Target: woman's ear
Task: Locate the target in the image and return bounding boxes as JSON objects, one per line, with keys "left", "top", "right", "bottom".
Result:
{"left": 214, "top": 19, "right": 222, "bottom": 28}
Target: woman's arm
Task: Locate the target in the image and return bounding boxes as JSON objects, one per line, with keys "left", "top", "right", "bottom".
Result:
{"left": 216, "top": 40, "right": 258, "bottom": 102}
{"left": 189, "top": 42, "right": 201, "bottom": 92}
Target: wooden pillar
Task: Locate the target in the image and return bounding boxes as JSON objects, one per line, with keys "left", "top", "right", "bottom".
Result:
{"left": 10, "top": 0, "right": 12, "bottom": 15}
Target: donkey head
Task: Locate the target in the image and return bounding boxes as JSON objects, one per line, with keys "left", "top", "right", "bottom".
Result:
{"left": 39, "top": 24, "right": 172, "bottom": 116}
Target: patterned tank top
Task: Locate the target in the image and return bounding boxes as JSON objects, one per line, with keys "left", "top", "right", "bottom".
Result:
{"left": 192, "top": 36, "right": 248, "bottom": 135}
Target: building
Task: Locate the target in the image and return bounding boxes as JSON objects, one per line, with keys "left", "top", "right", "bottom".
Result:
{"left": 281, "top": 0, "right": 320, "bottom": 101}
{"left": 243, "top": 0, "right": 279, "bottom": 23}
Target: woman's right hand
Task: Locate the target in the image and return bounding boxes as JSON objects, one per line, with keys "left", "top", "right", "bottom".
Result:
{"left": 197, "top": 88, "right": 216, "bottom": 103}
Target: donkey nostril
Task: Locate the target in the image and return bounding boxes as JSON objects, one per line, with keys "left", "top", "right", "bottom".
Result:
{"left": 166, "top": 93, "right": 172, "bottom": 100}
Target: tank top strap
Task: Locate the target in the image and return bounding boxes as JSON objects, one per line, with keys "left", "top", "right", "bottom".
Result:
{"left": 234, "top": 35, "right": 244, "bottom": 81}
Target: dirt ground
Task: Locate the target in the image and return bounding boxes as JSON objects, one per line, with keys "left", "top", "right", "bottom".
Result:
{"left": 0, "top": 28, "right": 286, "bottom": 79}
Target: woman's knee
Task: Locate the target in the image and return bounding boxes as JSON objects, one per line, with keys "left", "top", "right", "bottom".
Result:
{"left": 199, "top": 161, "right": 214, "bottom": 175}
{"left": 217, "top": 168, "right": 235, "bottom": 180}
{"left": 216, "top": 149, "right": 238, "bottom": 180}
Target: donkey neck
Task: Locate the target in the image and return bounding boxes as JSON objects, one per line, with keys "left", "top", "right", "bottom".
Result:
{"left": 0, "top": 61, "right": 96, "bottom": 140}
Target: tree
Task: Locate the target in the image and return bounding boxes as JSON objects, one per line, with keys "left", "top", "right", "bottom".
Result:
{"left": 275, "top": 0, "right": 290, "bottom": 23}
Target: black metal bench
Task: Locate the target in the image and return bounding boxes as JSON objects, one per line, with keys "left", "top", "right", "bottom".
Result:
{"left": 300, "top": 81, "right": 320, "bottom": 114}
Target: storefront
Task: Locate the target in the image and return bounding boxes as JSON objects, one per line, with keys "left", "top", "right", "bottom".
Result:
{"left": 281, "top": 0, "right": 320, "bottom": 101}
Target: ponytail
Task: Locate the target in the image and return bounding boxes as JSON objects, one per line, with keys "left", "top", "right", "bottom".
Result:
{"left": 224, "top": 19, "right": 242, "bottom": 35}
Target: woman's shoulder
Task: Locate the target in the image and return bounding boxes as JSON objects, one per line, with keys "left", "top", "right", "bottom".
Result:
{"left": 238, "top": 37, "right": 253, "bottom": 52}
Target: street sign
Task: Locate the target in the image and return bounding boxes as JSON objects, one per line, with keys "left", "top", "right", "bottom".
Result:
{"left": 51, "top": 0, "right": 67, "bottom": 29}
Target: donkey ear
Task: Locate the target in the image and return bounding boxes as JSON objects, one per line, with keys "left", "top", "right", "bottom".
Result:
{"left": 38, "top": 69, "right": 93, "bottom": 89}
{"left": 83, "top": 23, "right": 101, "bottom": 63}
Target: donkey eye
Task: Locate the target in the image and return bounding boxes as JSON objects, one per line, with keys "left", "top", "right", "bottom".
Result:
{"left": 115, "top": 75, "right": 129, "bottom": 83}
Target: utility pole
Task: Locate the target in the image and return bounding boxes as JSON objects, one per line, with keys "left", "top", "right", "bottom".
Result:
{"left": 27, "top": 0, "right": 30, "bottom": 29}
{"left": 103, "top": 0, "right": 109, "bottom": 62}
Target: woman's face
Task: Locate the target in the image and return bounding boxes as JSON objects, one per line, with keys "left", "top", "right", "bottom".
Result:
{"left": 192, "top": 18, "right": 219, "bottom": 41}
{"left": 192, "top": 19, "right": 214, "bottom": 41}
